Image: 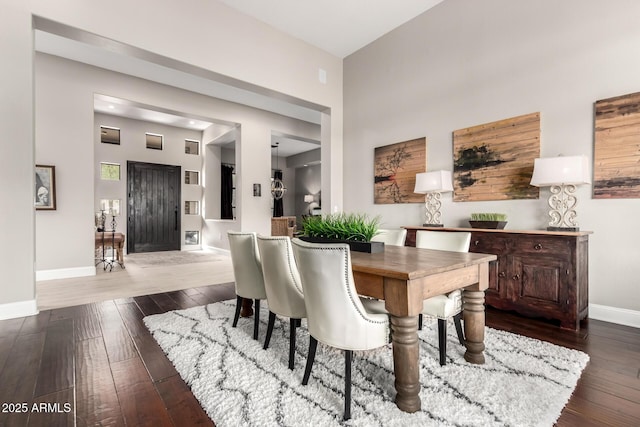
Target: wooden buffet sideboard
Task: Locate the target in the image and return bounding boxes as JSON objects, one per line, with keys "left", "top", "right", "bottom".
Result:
{"left": 403, "top": 226, "right": 591, "bottom": 330}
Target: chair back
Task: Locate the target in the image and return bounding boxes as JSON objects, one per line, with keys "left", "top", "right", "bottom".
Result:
{"left": 291, "top": 238, "right": 389, "bottom": 351}
{"left": 415, "top": 230, "right": 471, "bottom": 252}
{"left": 371, "top": 228, "right": 407, "bottom": 246}
{"left": 257, "top": 235, "right": 306, "bottom": 319}
{"left": 227, "top": 231, "right": 267, "bottom": 300}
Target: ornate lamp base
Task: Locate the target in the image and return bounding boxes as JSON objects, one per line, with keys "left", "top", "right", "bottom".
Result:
{"left": 423, "top": 192, "right": 444, "bottom": 227}
{"left": 546, "top": 184, "right": 580, "bottom": 231}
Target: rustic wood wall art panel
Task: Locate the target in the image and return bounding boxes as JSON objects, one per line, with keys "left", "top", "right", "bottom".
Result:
{"left": 594, "top": 91, "right": 640, "bottom": 198}
{"left": 452, "top": 112, "right": 540, "bottom": 202}
{"left": 374, "top": 137, "right": 426, "bottom": 204}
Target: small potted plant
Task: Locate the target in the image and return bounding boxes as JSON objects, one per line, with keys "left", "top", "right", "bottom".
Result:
{"left": 300, "top": 212, "right": 384, "bottom": 253}
{"left": 469, "top": 213, "right": 508, "bottom": 229}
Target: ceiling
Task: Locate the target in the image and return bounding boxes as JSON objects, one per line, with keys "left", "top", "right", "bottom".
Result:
{"left": 94, "top": 95, "right": 218, "bottom": 131}
{"left": 217, "top": 0, "right": 445, "bottom": 58}
{"left": 35, "top": 1, "right": 444, "bottom": 157}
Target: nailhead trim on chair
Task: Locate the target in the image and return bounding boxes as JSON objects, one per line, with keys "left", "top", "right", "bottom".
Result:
{"left": 258, "top": 235, "right": 304, "bottom": 294}
{"left": 284, "top": 238, "right": 304, "bottom": 294}
{"left": 320, "top": 245, "right": 387, "bottom": 326}
{"left": 292, "top": 240, "right": 390, "bottom": 341}
{"left": 232, "top": 231, "right": 262, "bottom": 268}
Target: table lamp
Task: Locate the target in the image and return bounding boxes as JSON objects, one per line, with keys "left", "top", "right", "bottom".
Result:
{"left": 414, "top": 170, "right": 453, "bottom": 227}
{"left": 530, "top": 155, "right": 590, "bottom": 231}
{"left": 304, "top": 194, "right": 314, "bottom": 214}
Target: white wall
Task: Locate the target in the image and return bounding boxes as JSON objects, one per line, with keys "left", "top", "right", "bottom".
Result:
{"left": 344, "top": 0, "right": 640, "bottom": 320}
{"left": 1, "top": 0, "right": 342, "bottom": 315}
{"left": 35, "top": 57, "right": 96, "bottom": 278}
{"left": 295, "top": 164, "right": 322, "bottom": 225}
{"left": 1, "top": 3, "right": 39, "bottom": 316}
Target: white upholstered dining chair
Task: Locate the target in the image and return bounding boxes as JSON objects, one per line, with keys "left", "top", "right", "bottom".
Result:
{"left": 257, "top": 235, "right": 307, "bottom": 370}
{"left": 415, "top": 230, "right": 471, "bottom": 366}
{"left": 291, "top": 238, "right": 390, "bottom": 421}
{"left": 371, "top": 228, "right": 407, "bottom": 246}
{"left": 227, "top": 231, "right": 267, "bottom": 340}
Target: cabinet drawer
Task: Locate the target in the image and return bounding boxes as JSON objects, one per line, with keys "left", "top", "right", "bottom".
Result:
{"left": 511, "top": 236, "right": 572, "bottom": 258}
{"left": 470, "top": 234, "right": 509, "bottom": 254}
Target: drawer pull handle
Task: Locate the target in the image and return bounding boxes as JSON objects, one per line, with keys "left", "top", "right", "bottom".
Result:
{"left": 474, "top": 240, "right": 480, "bottom": 246}
{"left": 534, "top": 243, "right": 542, "bottom": 250}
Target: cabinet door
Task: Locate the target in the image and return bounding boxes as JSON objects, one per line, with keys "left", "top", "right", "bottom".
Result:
{"left": 470, "top": 234, "right": 508, "bottom": 301}
{"left": 508, "top": 254, "right": 570, "bottom": 319}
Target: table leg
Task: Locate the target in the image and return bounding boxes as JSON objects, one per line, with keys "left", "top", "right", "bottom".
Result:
{"left": 389, "top": 314, "right": 421, "bottom": 413}
{"left": 463, "top": 290, "right": 486, "bottom": 364}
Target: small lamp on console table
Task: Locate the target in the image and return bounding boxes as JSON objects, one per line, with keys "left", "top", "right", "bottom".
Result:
{"left": 304, "top": 194, "right": 314, "bottom": 214}
{"left": 414, "top": 170, "right": 453, "bottom": 227}
{"left": 530, "top": 155, "right": 590, "bottom": 231}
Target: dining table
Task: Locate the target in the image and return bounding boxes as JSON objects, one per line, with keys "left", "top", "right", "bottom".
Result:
{"left": 349, "top": 245, "right": 496, "bottom": 413}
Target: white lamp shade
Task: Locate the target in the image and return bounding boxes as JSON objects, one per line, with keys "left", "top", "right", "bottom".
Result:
{"left": 530, "top": 155, "right": 591, "bottom": 187}
{"left": 304, "top": 194, "right": 314, "bottom": 203}
{"left": 414, "top": 170, "right": 454, "bottom": 194}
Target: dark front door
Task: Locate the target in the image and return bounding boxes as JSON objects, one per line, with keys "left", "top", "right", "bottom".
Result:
{"left": 127, "top": 161, "right": 181, "bottom": 253}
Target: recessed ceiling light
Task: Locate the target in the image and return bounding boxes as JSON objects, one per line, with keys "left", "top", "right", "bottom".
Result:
{"left": 189, "top": 120, "right": 195, "bottom": 125}
{"left": 108, "top": 105, "right": 115, "bottom": 109}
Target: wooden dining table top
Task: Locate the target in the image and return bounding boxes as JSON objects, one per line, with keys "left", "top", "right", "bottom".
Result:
{"left": 349, "top": 244, "right": 496, "bottom": 281}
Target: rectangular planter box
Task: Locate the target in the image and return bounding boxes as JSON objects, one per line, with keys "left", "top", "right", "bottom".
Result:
{"left": 469, "top": 221, "right": 508, "bottom": 229}
{"left": 298, "top": 236, "right": 384, "bottom": 253}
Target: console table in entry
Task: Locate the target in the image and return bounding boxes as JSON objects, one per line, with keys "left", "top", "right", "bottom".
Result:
{"left": 403, "top": 226, "right": 591, "bottom": 330}
{"left": 95, "top": 232, "right": 125, "bottom": 267}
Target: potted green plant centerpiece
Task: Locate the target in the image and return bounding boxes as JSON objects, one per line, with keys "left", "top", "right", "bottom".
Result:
{"left": 300, "top": 212, "right": 384, "bottom": 253}
{"left": 469, "top": 213, "right": 508, "bottom": 229}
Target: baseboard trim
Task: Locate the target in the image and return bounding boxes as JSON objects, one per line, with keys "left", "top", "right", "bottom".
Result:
{"left": 590, "top": 303, "right": 640, "bottom": 329}
{"left": 0, "top": 299, "right": 39, "bottom": 320}
{"left": 36, "top": 266, "right": 96, "bottom": 281}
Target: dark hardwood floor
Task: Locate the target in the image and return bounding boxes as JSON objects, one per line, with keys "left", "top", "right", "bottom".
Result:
{"left": 1, "top": 283, "right": 638, "bottom": 426}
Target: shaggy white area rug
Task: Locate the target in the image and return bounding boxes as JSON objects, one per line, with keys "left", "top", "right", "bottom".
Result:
{"left": 144, "top": 300, "right": 589, "bottom": 427}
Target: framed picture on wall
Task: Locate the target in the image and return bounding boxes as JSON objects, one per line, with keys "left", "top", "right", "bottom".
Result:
{"left": 593, "top": 91, "right": 640, "bottom": 198}
{"left": 452, "top": 112, "right": 540, "bottom": 201}
{"left": 35, "top": 164, "right": 56, "bottom": 210}
{"left": 374, "top": 137, "right": 426, "bottom": 204}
